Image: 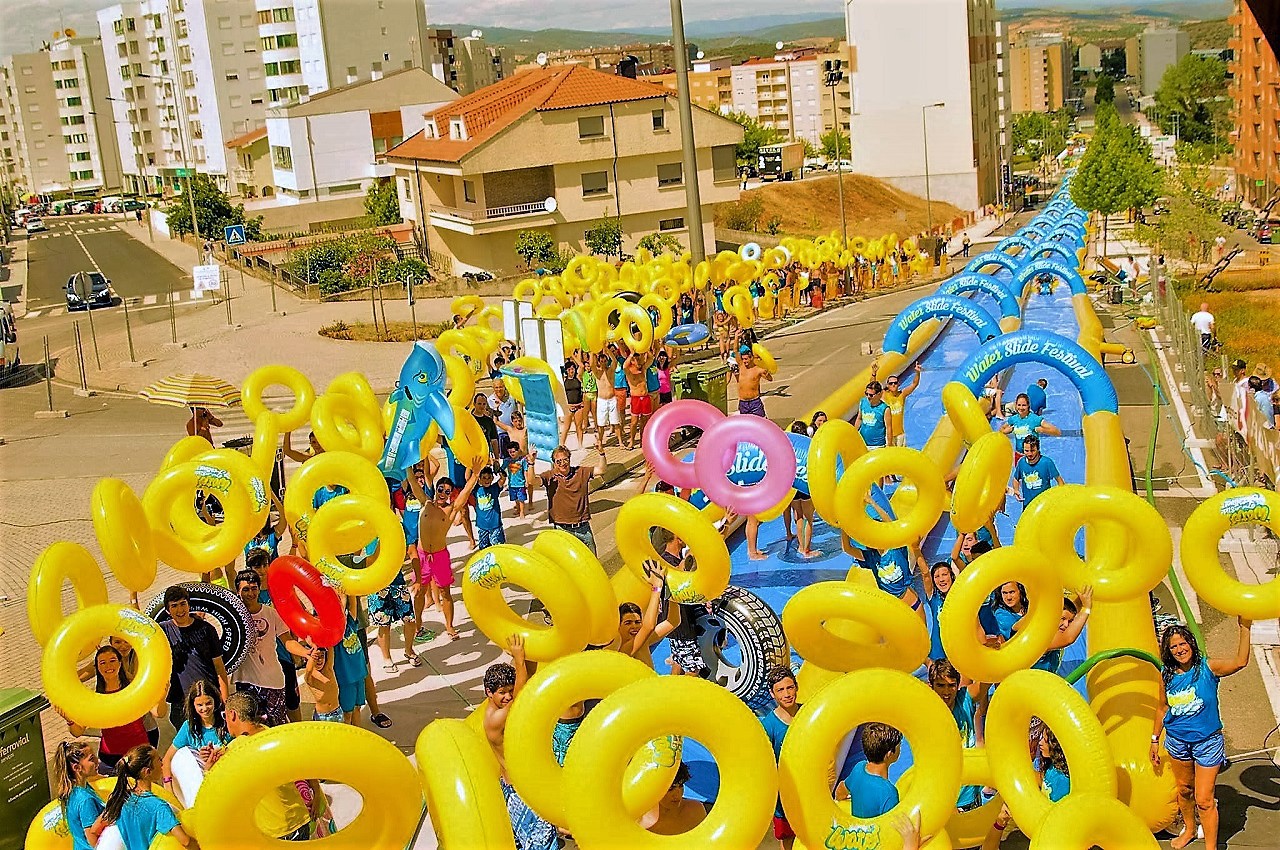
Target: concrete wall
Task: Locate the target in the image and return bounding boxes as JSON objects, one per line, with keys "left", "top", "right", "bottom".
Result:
{"left": 254, "top": 195, "right": 367, "bottom": 232}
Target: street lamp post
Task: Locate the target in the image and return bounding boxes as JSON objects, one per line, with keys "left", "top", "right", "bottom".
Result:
{"left": 105, "top": 95, "right": 146, "bottom": 197}
{"left": 922, "top": 102, "right": 945, "bottom": 236}
{"left": 669, "top": 0, "right": 706, "bottom": 265}
{"left": 138, "top": 71, "right": 200, "bottom": 243}
{"left": 823, "top": 60, "right": 848, "bottom": 257}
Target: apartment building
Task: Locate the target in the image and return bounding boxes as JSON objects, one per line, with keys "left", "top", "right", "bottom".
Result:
{"left": 0, "top": 67, "right": 23, "bottom": 198}
{"left": 0, "top": 36, "right": 122, "bottom": 198}
{"left": 537, "top": 44, "right": 680, "bottom": 77}
{"left": 995, "top": 22, "right": 1012, "bottom": 196}
{"left": 846, "top": 0, "right": 1002, "bottom": 211}
{"left": 1009, "top": 34, "right": 1071, "bottom": 113}
{"left": 454, "top": 35, "right": 514, "bottom": 96}
{"left": 650, "top": 57, "right": 734, "bottom": 114}
{"left": 730, "top": 48, "right": 824, "bottom": 145}
{"left": 384, "top": 65, "right": 743, "bottom": 275}
{"left": 1078, "top": 43, "right": 1103, "bottom": 73}
{"left": 1230, "top": 0, "right": 1280, "bottom": 205}
{"left": 421, "top": 28, "right": 459, "bottom": 91}
{"left": 1135, "top": 25, "right": 1191, "bottom": 97}
{"left": 817, "top": 43, "right": 854, "bottom": 144}
{"left": 263, "top": 67, "right": 456, "bottom": 205}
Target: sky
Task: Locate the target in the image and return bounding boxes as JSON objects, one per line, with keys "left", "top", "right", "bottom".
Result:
{"left": 0, "top": 0, "right": 1212, "bottom": 63}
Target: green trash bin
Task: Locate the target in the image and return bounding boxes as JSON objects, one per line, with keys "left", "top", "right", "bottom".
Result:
{"left": 674, "top": 363, "right": 729, "bottom": 414}
{"left": 0, "top": 689, "right": 52, "bottom": 850}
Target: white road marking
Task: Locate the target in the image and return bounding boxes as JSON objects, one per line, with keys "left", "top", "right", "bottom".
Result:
{"left": 25, "top": 310, "right": 42, "bottom": 318}
{"left": 143, "top": 294, "right": 157, "bottom": 305}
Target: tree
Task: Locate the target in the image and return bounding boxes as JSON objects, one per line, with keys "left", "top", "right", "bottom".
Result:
{"left": 725, "top": 110, "right": 783, "bottom": 170}
{"left": 514, "top": 229, "right": 557, "bottom": 268}
{"left": 800, "top": 138, "right": 818, "bottom": 159}
{"left": 584, "top": 216, "right": 623, "bottom": 258}
{"left": 1154, "top": 54, "right": 1230, "bottom": 147}
{"left": 163, "top": 174, "right": 262, "bottom": 241}
{"left": 1094, "top": 74, "right": 1115, "bottom": 105}
{"left": 1134, "top": 163, "right": 1229, "bottom": 277}
{"left": 364, "top": 178, "right": 401, "bottom": 225}
{"left": 1071, "top": 102, "right": 1160, "bottom": 248}
{"left": 637, "top": 232, "right": 684, "bottom": 256}
{"left": 820, "top": 128, "right": 849, "bottom": 162}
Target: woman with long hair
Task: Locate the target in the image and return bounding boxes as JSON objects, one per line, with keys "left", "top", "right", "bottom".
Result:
{"left": 63, "top": 646, "right": 151, "bottom": 775}
{"left": 101, "top": 745, "right": 193, "bottom": 849}
{"left": 785, "top": 421, "right": 816, "bottom": 557}
{"left": 162, "top": 680, "right": 231, "bottom": 785}
{"left": 51, "top": 740, "right": 106, "bottom": 850}
{"left": 1153, "top": 618, "right": 1252, "bottom": 850}
{"left": 990, "top": 581, "right": 1029, "bottom": 641}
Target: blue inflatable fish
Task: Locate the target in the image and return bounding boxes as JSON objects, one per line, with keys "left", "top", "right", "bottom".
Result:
{"left": 380, "top": 341, "right": 456, "bottom": 474}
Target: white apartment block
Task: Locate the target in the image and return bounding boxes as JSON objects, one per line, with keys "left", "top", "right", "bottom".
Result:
{"left": 995, "top": 21, "right": 1012, "bottom": 190}
{"left": 456, "top": 35, "right": 515, "bottom": 96}
{"left": 1139, "top": 26, "right": 1190, "bottom": 97}
{"left": 0, "top": 37, "right": 122, "bottom": 197}
{"left": 846, "top": 0, "right": 1001, "bottom": 212}
{"left": 730, "top": 48, "right": 824, "bottom": 145}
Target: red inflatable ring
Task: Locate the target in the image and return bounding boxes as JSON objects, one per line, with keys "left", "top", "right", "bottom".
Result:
{"left": 266, "top": 555, "right": 345, "bottom": 647}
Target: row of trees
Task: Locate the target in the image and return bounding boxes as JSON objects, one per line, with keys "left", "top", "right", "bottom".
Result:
{"left": 284, "top": 232, "right": 429, "bottom": 296}
{"left": 514, "top": 219, "right": 685, "bottom": 270}
{"left": 1152, "top": 54, "right": 1230, "bottom": 157}
{"left": 1070, "top": 101, "right": 1160, "bottom": 248}
{"left": 1011, "top": 109, "right": 1075, "bottom": 164}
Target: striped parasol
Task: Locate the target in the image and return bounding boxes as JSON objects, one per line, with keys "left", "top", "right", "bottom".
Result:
{"left": 140, "top": 373, "right": 241, "bottom": 409}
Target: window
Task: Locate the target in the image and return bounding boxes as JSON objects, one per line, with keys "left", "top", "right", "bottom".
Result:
{"left": 222, "top": 43, "right": 236, "bottom": 56}
{"left": 401, "top": 177, "right": 411, "bottom": 200}
{"left": 261, "top": 33, "right": 298, "bottom": 50}
{"left": 71, "top": 133, "right": 87, "bottom": 143}
{"left": 659, "top": 218, "right": 684, "bottom": 231}
{"left": 581, "top": 170, "right": 608, "bottom": 196}
{"left": 657, "top": 162, "right": 683, "bottom": 187}
{"left": 117, "top": 43, "right": 128, "bottom": 58}
{"left": 250, "top": 96, "right": 263, "bottom": 105}
{"left": 264, "top": 60, "right": 300, "bottom": 75}
{"left": 271, "top": 144, "right": 292, "bottom": 169}
{"left": 462, "top": 179, "right": 476, "bottom": 203}
{"left": 449, "top": 118, "right": 466, "bottom": 140}
{"left": 179, "top": 45, "right": 192, "bottom": 62}
{"left": 381, "top": 27, "right": 388, "bottom": 36}
{"left": 578, "top": 115, "right": 605, "bottom": 139}
{"left": 114, "top": 20, "right": 124, "bottom": 35}
{"left": 175, "top": 19, "right": 188, "bottom": 38}
{"left": 126, "top": 17, "right": 136, "bottom": 31}
{"left": 129, "top": 41, "right": 139, "bottom": 55}
{"left": 27, "top": 103, "right": 38, "bottom": 112}
{"left": 714, "top": 145, "right": 734, "bottom": 180}
{"left": 65, "top": 96, "right": 82, "bottom": 107}
{"left": 218, "top": 17, "right": 231, "bottom": 30}
{"left": 652, "top": 109, "right": 665, "bottom": 131}
{"left": 229, "top": 95, "right": 243, "bottom": 107}
{"left": 225, "top": 72, "right": 239, "bottom": 81}
{"left": 239, "top": 14, "right": 254, "bottom": 27}
{"left": 72, "top": 151, "right": 91, "bottom": 162}
{"left": 248, "top": 67, "right": 262, "bottom": 80}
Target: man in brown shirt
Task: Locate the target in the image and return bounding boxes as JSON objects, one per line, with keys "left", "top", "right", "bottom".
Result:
{"left": 538, "top": 444, "right": 607, "bottom": 554}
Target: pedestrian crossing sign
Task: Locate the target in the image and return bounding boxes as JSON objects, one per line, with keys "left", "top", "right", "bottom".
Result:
{"left": 224, "top": 224, "right": 247, "bottom": 246}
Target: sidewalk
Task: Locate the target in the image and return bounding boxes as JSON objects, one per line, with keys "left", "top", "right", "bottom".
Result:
{"left": 1, "top": 237, "right": 29, "bottom": 318}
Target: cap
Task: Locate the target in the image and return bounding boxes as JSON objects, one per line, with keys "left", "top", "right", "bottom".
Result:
{"left": 739, "top": 345, "right": 752, "bottom": 355}
{"left": 1231, "top": 358, "right": 1247, "bottom": 370}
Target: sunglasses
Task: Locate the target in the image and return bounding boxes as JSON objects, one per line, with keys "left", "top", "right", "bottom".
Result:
{"left": 866, "top": 389, "right": 880, "bottom": 396}
{"left": 887, "top": 381, "right": 899, "bottom": 386}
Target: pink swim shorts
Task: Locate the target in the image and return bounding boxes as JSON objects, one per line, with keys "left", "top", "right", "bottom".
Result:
{"left": 417, "top": 546, "right": 454, "bottom": 588}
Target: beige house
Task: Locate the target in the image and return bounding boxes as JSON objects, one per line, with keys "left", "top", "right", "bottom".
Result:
{"left": 384, "top": 64, "right": 744, "bottom": 275}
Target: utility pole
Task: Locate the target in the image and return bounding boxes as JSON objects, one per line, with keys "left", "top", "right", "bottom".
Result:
{"left": 823, "top": 60, "right": 848, "bottom": 254}
{"left": 670, "top": 0, "right": 705, "bottom": 266}
{"left": 922, "top": 102, "right": 945, "bottom": 235}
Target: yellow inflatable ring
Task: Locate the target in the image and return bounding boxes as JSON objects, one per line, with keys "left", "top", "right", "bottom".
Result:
{"left": 564, "top": 255, "right": 600, "bottom": 288}
{"left": 751, "top": 343, "right": 778, "bottom": 374}
{"left": 723, "top": 284, "right": 755, "bottom": 328}
{"left": 249, "top": 411, "right": 280, "bottom": 479}
{"left": 90, "top": 479, "right": 156, "bottom": 594}
{"left": 161, "top": 435, "right": 214, "bottom": 472}
{"left": 443, "top": 353, "right": 476, "bottom": 410}
{"left": 43, "top": 605, "right": 172, "bottom": 729}
{"left": 143, "top": 454, "right": 264, "bottom": 574}
{"left": 451, "top": 295, "right": 485, "bottom": 321}
{"left": 985, "top": 669, "right": 1117, "bottom": 838}
{"left": 694, "top": 260, "right": 712, "bottom": 290}
{"left": 1180, "top": 488, "right": 1280, "bottom": 620}
{"left": 193, "top": 721, "right": 422, "bottom": 850}
{"left": 950, "top": 431, "right": 1014, "bottom": 533}
{"left": 616, "top": 494, "right": 731, "bottom": 603}
{"left": 638, "top": 293, "right": 674, "bottom": 341}
{"left": 1028, "top": 793, "right": 1159, "bottom": 849}
{"left": 942, "top": 382, "right": 996, "bottom": 442}
{"left": 415, "top": 719, "right": 516, "bottom": 850}
{"left": 612, "top": 302, "right": 654, "bottom": 354}
{"left": 506, "top": 653, "right": 681, "bottom": 828}
{"left": 531, "top": 530, "right": 616, "bottom": 647}
{"left": 306, "top": 494, "right": 406, "bottom": 595}
{"left": 808, "top": 420, "right": 868, "bottom": 524}
{"left": 447, "top": 409, "right": 490, "bottom": 470}
{"left": 28, "top": 542, "right": 109, "bottom": 647}
{"left": 283, "top": 451, "right": 389, "bottom": 543}
{"left": 513, "top": 278, "right": 542, "bottom": 303}
{"left": 435, "top": 329, "right": 486, "bottom": 377}
{"left": 762, "top": 247, "right": 788, "bottom": 271}
{"left": 310, "top": 391, "right": 385, "bottom": 462}
{"left": 649, "top": 276, "right": 681, "bottom": 306}
{"left": 851, "top": 236, "right": 868, "bottom": 253}
{"left": 779, "top": 669, "right": 962, "bottom": 850}
{"left": 241, "top": 364, "right": 315, "bottom": 433}
{"left": 834, "top": 447, "right": 945, "bottom": 551}
{"left": 782, "top": 581, "right": 929, "bottom": 673}
{"left": 897, "top": 750, "right": 1001, "bottom": 850}
{"left": 562, "top": 675, "right": 777, "bottom": 850}
{"left": 939, "top": 546, "right": 1063, "bottom": 683}
{"left": 327, "top": 371, "right": 381, "bottom": 418}
{"left": 461, "top": 545, "right": 591, "bottom": 661}
{"left": 1017, "top": 485, "right": 1170, "bottom": 602}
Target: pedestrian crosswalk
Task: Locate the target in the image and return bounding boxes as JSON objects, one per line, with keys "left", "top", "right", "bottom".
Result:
{"left": 28, "top": 225, "right": 119, "bottom": 240}
{"left": 23, "top": 289, "right": 208, "bottom": 319}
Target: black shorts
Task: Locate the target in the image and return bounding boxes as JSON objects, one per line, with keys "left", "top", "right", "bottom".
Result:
{"left": 280, "top": 655, "right": 300, "bottom": 711}
{"left": 659, "top": 391, "right": 673, "bottom": 405}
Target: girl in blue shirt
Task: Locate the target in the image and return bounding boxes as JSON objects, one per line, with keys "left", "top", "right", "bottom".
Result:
{"left": 102, "top": 745, "right": 192, "bottom": 850}
{"left": 853, "top": 382, "right": 893, "bottom": 448}
{"left": 990, "top": 581, "right": 1028, "bottom": 641}
{"left": 52, "top": 740, "right": 106, "bottom": 850}
{"left": 922, "top": 561, "right": 956, "bottom": 662}
{"left": 1037, "top": 728, "right": 1071, "bottom": 802}
{"left": 1000, "top": 393, "right": 1060, "bottom": 448}
{"left": 1153, "top": 618, "right": 1252, "bottom": 850}
{"left": 162, "top": 680, "right": 231, "bottom": 788}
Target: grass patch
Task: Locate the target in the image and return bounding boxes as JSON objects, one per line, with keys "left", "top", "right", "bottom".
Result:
{"left": 1180, "top": 286, "right": 1280, "bottom": 370}
{"left": 319, "top": 319, "right": 452, "bottom": 343}
{"left": 1206, "top": 267, "right": 1280, "bottom": 293}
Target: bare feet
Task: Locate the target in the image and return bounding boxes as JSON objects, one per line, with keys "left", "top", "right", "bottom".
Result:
{"left": 1170, "top": 829, "right": 1197, "bottom": 850}
{"left": 800, "top": 549, "right": 816, "bottom": 558}
{"left": 749, "top": 549, "right": 767, "bottom": 561}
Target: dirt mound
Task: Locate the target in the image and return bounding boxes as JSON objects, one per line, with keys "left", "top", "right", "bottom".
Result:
{"left": 715, "top": 172, "right": 967, "bottom": 240}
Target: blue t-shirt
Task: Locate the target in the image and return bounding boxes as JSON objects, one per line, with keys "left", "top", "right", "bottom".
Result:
{"left": 171, "top": 720, "right": 231, "bottom": 751}
{"left": 1163, "top": 659, "right": 1222, "bottom": 743}
{"left": 992, "top": 605, "right": 1024, "bottom": 641}
{"left": 244, "top": 530, "right": 279, "bottom": 561}
{"left": 333, "top": 615, "right": 367, "bottom": 686}
{"left": 1041, "top": 765, "right": 1070, "bottom": 802}
{"left": 1032, "top": 647, "right": 1064, "bottom": 674}
{"left": 116, "top": 792, "right": 179, "bottom": 850}
{"left": 951, "top": 690, "right": 983, "bottom": 809}
{"left": 504, "top": 457, "right": 529, "bottom": 488}
{"left": 66, "top": 785, "right": 106, "bottom": 850}
{"left": 400, "top": 490, "right": 423, "bottom": 542}
{"left": 1025, "top": 384, "right": 1048, "bottom": 415}
{"left": 870, "top": 547, "right": 913, "bottom": 599}
{"left": 926, "top": 589, "right": 947, "bottom": 661}
{"left": 1013, "top": 455, "right": 1060, "bottom": 504}
{"left": 844, "top": 760, "right": 899, "bottom": 818}
{"left": 1005, "top": 412, "right": 1043, "bottom": 444}
{"left": 472, "top": 483, "right": 504, "bottom": 531}
{"left": 760, "top": 710, "right": 791, "bottom": 817}
{"left": 858, "top": 398, "right": 889, "bottom": 446}
{"left": 646, "top": 365, "right": 660, "bottom": 393}
{"left": 313, "top": 484, "right": 348, "bottom": 510}
{"left": 613, "top": 360, "right": 628, "bottom": 390}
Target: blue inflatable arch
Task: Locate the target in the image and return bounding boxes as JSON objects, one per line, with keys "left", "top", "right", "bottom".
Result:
{"left": 1025, "top": 240, "right": 1078, "bottom": 265}
{"left": 965, "top": 250, "right": 1021, "bottom": 276}
{"left": 938, "top": 273, "right": 1021, "bottom": 320}
{"left": 1050, "top": 229, "right": 1086, "bottom": 250}
{"left": 953, "top": 330, "right": 1118, "bottom": 415}
{"left": 995, "top": 235, "right": 1037, "bottom": 257}
{"left": 883, "top": 294, "right": 1001, "bottom": 354}
{"left": 1020, "top": 225, "right": 1047, "bottom": 242}
{"left": 1014, "top": 257, "right": 1087, "bottom": 296}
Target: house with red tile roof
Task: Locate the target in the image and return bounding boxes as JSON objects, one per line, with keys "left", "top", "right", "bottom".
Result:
{"left": 383, "top": 63, "right": 744, "bottom": 275}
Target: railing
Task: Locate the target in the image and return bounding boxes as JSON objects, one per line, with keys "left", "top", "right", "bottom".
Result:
{"left": 430, "top": 201, "right": 550, "bottom": 223}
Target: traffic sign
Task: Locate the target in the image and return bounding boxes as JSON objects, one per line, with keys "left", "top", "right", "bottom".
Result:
{"left": 174, "top": 168, "right": 191, "bottom": 178}
{"left": 224, "top": 224, "right": 247, "bottom": 246}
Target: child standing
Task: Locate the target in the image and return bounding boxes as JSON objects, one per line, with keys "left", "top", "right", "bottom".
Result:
{"left": 101, "top": 745, "right": 193, "bottom": 850}
{"left": 837, "top": 723, "right": 902, "bottom": 818}
{"left": 161, "top": 681, "right": 231, "bottom": 787}
{"left": 51, "top": 741, "right": 106, "bottom": 850}
{"left": 470, "top": 465, "right": 508, "bottom": 549}
{"left": 333, "top": 612, "right": 369, "bottom": 726}
{"left": 303, "top": 645, "right": 343, "bottom": 722}
{"left": 502, "top": 442, "right": 533, "bottom": 518}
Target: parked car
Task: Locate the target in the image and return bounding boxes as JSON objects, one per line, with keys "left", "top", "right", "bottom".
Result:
{"left": 24, "top": 217, "right": 46, "bottom": 233}
{"left": 462, "top": 270, "right": 493, "bottom": 283}
{"left": 65, "top": 272, "right": 114, "bottom": 310}
{"left": 803, "top": 157, "right": 828, "bottom": 172}
{"left": 121, "top": 199, "right": 147, "bottom": 212}
{"left": 1259, "top": 223, "right": 1273, "bottom": 244}
{"left": 72, "top": 200, "right": 96, "bottom": 214}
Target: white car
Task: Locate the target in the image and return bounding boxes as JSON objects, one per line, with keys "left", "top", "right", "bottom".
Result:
{"left": 25, "top": 217, "right": 46, "bottom": 233}
{"left": 804, "top": 157, "right": 828, "bottom": 171}
{"left": 72, "top": 200, "right": 96, "bottom": 214}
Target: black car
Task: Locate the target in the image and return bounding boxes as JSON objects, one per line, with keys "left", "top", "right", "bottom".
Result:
{"left": 122, "top": 199, "right": 147, "bottom": 212}
{"left": 66, "top": 272, "right": 114, "bottom": 310}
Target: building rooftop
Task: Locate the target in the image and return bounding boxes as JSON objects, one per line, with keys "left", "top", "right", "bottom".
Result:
{"left": 225, "top": 126, "right": 267, "bottom": 150}
{"left": 269, "top": 67, "right": 458, "bottom": 118}
{"left": 385, "top": 64, "right": 667, "bottom": 163}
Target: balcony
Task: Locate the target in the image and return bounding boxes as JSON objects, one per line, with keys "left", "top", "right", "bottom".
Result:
{"left": 429, "top": 199, "right": 554, "bottom": 234}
